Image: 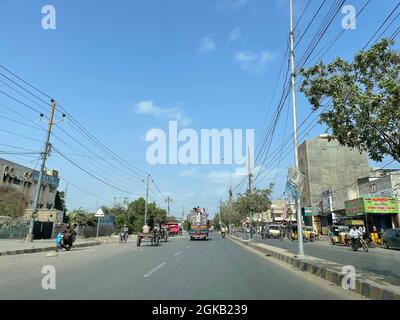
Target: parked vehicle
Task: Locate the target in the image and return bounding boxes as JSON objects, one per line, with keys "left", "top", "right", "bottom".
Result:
{"left": 330, "top": 225, "right": 350, "bottom": 246}
{"left": 382, "top": 228, "right": 400, "bottom": 249}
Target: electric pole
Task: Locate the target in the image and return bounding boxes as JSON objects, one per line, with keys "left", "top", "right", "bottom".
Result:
{"left": 27, "top": 99, "right": 56, "bottom": 242}
{"left": 219, "top": 198, "right": 222, "bottom": 229}
{"left": 165, "top": 196, "right": 172, "bottom": 218}
{"left": 63, "top": 182, "right": 68, "bottom": 219}
{"left": 247, "top": 145, "right": 253, "bottom": 239}
{"left": 144, "top": 174, "right": 152, "bottom": 226}
{"left": 289, "top": 0, "right": 304, "bottom": 256}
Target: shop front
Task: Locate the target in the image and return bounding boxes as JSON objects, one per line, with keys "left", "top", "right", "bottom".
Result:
{"left": 344, "top": 197, "right": 399, "bottom": 234}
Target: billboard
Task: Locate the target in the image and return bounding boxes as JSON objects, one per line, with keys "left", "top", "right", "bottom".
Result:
{"left": 345, "top": 197, "right": 398, "bottom": 215}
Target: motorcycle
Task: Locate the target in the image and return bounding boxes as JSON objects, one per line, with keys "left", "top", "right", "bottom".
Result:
{"left": 351, "top": 237, "right": 368, "bottom": 252}
{"left": 55, "top": 233, "right": 73, "bottom": 252}
{"left": 119, "top": 232, "right": 128, "bottom": 243}
{"left": 221, "top": 231, "right": 226, "bottom": 238}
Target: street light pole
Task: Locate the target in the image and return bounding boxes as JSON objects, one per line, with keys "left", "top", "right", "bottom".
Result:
{"left": 26, "top": 99, "right": 56, "bottom": 242}
{"left": 289, "top": 0, "right": 304, "bottom": 256}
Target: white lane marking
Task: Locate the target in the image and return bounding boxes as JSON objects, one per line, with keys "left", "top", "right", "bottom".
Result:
{"left": 144, "top": 262, "right": 167, "bottom": 278}
{"left": 185, "top": 246, "right": 192, "bottom": 249}
{"left": 174, "top": 250, "right": 183, "bottom": 257}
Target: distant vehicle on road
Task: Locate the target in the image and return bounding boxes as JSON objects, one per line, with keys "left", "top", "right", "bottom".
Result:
{"left": 382, "top": 228, "right": 400, "bottom": 249}
{"left": 261, "top": 224, "right": 281, "bottom": 239}
{"left": 188, "top": 207, "right": 209, "bottom": 240}
{"left": 166, "top": 222, "right": 180, "bottom": 236}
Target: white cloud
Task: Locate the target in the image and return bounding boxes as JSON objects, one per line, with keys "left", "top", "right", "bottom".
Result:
{"left": 180, "top": 167, "right": 201, "bottom": 177}
{"left": 134, "top": 100, "right": 192, "bottom": 125}
{"left": 218, "top": 0, "right": 249, "bottom": 10}
{"left": 234, "top": 50, "right": 276, "bottom": 73}
{"left": 228, "top": 26, "right": 242, "bottom": 42}
{"left": 199, "top": 35, "right": 216, "bottom": 53}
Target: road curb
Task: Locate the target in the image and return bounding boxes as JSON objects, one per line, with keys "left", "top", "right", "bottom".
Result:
{"left": 227, "top": 235, "right": 400, "bottom": 300}
{"left": 0, "top": 241, "right": 102, "bottom": 257}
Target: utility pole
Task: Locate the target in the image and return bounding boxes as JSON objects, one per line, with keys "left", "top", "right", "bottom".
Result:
{"left": 63, "top": 183, "right": 68, "bottom": 219}
{"left": 289, "top": 0, "right": 304, "bottom": 256}
{"left": 247, "top": 145, "right": 253, "bottom": 239}
{"left": 165, "top": 196, "right": 172, "bottom": 218}
{"left": 27, "top": 99, "right": 56, "bottom": 242}
{"left": 228, "top": 187, "right": 232, "bottom": 234}
{"left": 219, "top": 198, "right": 222, "bottom": 229}
{"left": 144, "top": 174, "right": 151, "bottom": 226}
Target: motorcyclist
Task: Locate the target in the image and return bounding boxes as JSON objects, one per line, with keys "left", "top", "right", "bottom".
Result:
{"left": 71, "top": 223, "right": 78, "bottom": 244}
{"left": 121, "top": 224, "right": 129, "bottom": 242}
{"left": 349, "top": 226, "right": 362, "bottom": 247}
{"left": 63, "top": 223, "right": 74, "bottom": 248}
{"left": 221, "top": 226, "right": 226, "bottom": 237}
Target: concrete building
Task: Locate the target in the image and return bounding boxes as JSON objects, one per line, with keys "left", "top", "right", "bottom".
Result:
{"left": 0, "top": 157, "right": 60, "bottom": 210}
{"left": 298, "top": 135, "right": 370, "bottom": 233}
{"left": 346, "top": 169, "right": 400, "bottom": 229}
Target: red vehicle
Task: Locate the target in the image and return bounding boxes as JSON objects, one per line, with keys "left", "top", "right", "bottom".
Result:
{"left": 167, "top": 222, "right": 179, "bottom": 236}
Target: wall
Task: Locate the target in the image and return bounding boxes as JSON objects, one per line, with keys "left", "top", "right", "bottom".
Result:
{"left": 299, "top": 136, "right": 370, "bottom": 211}
{"left": 0, "top": 216, "right": 29, "bottom": 239}
{"left": 0, "top": 158, "right": 59, "bottom": 210}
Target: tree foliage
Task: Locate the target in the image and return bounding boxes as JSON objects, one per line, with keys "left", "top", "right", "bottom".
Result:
{"left": 113, "top": 197, "right": 167, "bottom": 233}
{"left": 216, "top": 184, "right": 274, "bottom": 227}
{"left": 68, "top": 208, "right": 97, "bottom": 227}
{"left": 300, "top": 38, "right": 400, "bottom": 162}
{"left": 0, "top": 185, "right": 27, "bottom": 218}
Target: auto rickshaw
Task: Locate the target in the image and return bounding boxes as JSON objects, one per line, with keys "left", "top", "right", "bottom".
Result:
{"left": 303, "top": 226, "right": 317, "bottom": 242}
{"left": 290, "top": 224, "right": 304, "bottom": 241}
{"left": 330, "top": 225, "right": 350, "bottom": 246}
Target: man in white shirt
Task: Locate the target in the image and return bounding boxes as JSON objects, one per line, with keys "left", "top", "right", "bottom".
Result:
{"left": 349, "top": 226, "right": 362, "bottom": 247}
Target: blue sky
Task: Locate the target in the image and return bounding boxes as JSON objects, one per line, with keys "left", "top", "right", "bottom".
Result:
{"left": 0, "top": 0, "right": 399, "bottom": 216}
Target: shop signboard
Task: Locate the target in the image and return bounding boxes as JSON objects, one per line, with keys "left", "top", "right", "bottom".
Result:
{"left": 304, "top": 206, "right": 318, "bottom": 216}
{"left": 364, "top": 197, "right": 398, "bottom": 214}
{"left": 345, "top": 197, "right": 398, "bottom": 215}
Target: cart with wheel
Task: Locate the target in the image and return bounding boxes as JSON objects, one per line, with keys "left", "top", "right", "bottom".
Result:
{"left": 136, "top": 230, "right": 160, "bottom": 247}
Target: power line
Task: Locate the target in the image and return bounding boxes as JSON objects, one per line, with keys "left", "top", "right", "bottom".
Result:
{"left": 53, "top": 147, "right": 145, "bottom": 196}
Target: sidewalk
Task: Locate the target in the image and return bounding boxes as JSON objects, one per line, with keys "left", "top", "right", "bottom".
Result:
{"left": 0, "top": 235, "right": 122, "bottom": 257}
{"left": 228, "top": 234, "right": 400, "bottom": 300}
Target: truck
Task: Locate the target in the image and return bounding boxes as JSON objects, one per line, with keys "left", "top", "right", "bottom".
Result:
{"left": 187, "top": 207, "right": 209, "bottom": 240}
{"left": 166, "top": 222, "right": 180, "bottom": 236}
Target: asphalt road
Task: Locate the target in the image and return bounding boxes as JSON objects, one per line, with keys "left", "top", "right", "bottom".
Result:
{"left": 0, "top": 233, "right": 362, "bottom": 300}
{"left": 249, "top": 233, "right": 400, "bottom": 286}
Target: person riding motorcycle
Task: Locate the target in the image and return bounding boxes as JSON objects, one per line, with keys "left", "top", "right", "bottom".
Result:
{"left": 221, "top": 226, "right": 226, "bottom": 237}
{"left": 121, "top": 224, "right": 129, "bottom": 242}
{"left": 63, "top": 223, "right": 75, "bottom": 248}
{"left": 349, "top": 226, "right": 363, "bottom": 248}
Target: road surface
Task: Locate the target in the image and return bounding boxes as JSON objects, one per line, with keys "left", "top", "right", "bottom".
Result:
{"left": 0, "top": 233, "right": 362, "bottom": 299}
{"left": 249, "top": 233, "right": 400, "bottom": 286}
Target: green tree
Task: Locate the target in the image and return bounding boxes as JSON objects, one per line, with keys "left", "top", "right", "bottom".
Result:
{"left": 54, "top": 191, "right": 65, "bottom": 211}
{"left": 113, "top": 197, "right": 167, "bottom": 233}
{"left": 300, "top": 38, "right": 400, "bottom": 162}
{"left": 0, "top": 185, "right": 27, "bottom": 218}
{"left": 232, "top": 184, "right": 274, "bottom": 220}
{"left": 68, "top": 208, "right": 97, "bottom": 235}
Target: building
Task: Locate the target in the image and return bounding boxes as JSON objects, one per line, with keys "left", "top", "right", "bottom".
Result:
{"left": 344, "top": 169, "right": 400, "bottom": 230}
{"left": 298, "top": 134, "right": 370, "bottom": 233}
{"left": 0, "top": 157, "right": 60, "bottom": 210}
{"left": 0, "top": 158, "right": 62, "bottom": 239}
{"left": 253, "top": 199, "right": 296, "bottom": 224}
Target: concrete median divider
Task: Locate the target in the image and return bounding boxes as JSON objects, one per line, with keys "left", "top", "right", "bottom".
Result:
{"left": 228, "top": 235, "right": 400, "bottom": 300}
